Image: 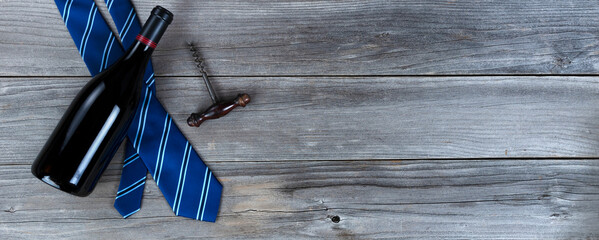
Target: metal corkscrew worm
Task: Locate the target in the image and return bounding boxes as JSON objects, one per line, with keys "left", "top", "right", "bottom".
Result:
{"left": 186, "top": 42, "right": 250, "bottom": 127}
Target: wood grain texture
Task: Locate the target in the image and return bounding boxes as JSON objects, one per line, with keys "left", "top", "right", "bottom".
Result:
{"left": 3, "top": 76, "right": 599, "bottom": 163}
{"left": 3, "top": 0, "right": 599, "bottom": 238}
{"left": 2, "top": 0, "right": 599, "bottom": 76}
{"left": 1, "top": 159, "right": 599, "bottom": 239}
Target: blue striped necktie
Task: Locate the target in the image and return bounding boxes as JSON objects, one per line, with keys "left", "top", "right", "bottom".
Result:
{"left": 52, "top": 0, "right": 222, "bottom": 221}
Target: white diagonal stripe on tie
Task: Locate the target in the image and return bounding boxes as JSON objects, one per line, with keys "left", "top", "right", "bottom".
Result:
{"left": 118, "top": 8, "right": 134, "bottom": 36}
{"left": 133, "top": 88, "right": 151, "bottom": 146}
{"left": 155, "top": 117, "right": 172, "bottom": 186}
{"left": 145, "top": 73, "right": 154, "bottom": 84}
{"left": 81, "top": 7, "right": 98, "bottom": 59}
{"left": 123, "top": 152, "right": 138, "bottom": 163}
{"left": 63, "top": 0, "right": 74, "bottom": 26}
{"left": 196, "top": 168, "right": 209, "bottom": 220}
{"left": 105, "top": 0, "right": 113, "bottom": 11}
{"left": 115, "top": 181, "right": 145, "bottom": 200}
{"left": 120, "top": 12, "right": 136, "bottom": 42}
{"left": 135, "top": 89, "right": 152, "bottom": 149}
{"left": 173, "top": 143, "right": 187, "bottom": 212}
{"left": 117, "top": 176, "right": 147, "bottom": 195}
{"left": 104, "top": 34, "right": 117, "bottom": 69}
{"left": 79, "top": 2, "right": 95, "bottom": 55}
{"left": 174, "top": 143, "right": 191, "bottom": 214}
{"left": 201, "top": 172, "right": 212, "bottom": 221}
{"left": 100, "top": 32, "right": 113, "bottom": 71}
{"left": 122, "top": 208, "right": 140, "bottom": 218}
{"left": 123, "top": 155, "right": 139, "bottom": 168}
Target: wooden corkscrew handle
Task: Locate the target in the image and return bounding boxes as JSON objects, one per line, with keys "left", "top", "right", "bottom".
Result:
{"left": 187, "top": 94, "right": 251, "bottom": 127}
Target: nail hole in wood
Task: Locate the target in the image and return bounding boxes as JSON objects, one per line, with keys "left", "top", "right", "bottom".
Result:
{"left": 5, "top": 207, "right": 15, "bottom": 213}
{"left": 331, "top": 215, "right": 340, "bottom": 223}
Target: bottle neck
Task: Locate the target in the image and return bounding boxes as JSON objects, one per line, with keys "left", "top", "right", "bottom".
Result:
{"left": 123, "top": 39, "right": 155, "bottom": 63}
{"left": 135, "top": 34, "right": 158, "bottom": 49}
{"left": 137, "top": 12, "right": 170, "bottom": 49}
{"left": 122, "top": 6, "right": 172, "bottom": 66}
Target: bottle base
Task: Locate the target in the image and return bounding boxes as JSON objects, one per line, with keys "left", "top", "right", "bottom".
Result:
{"left": 32, "top": 172, "right": 90, "bottom": 197}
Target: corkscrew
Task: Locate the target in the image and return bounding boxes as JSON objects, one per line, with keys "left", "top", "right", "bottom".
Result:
{"left": 186, "top": 42, "right": 250, "bottom": 127}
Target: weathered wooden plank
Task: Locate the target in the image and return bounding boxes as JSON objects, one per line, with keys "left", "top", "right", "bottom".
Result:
{"left": 2, "top": 0, "right": 599, "bottom": 76}
{"left": 1, "top": 159, "right": 598, "bottom": 239}
{"left": 3, "top": 76, "right": 599, "bottom": 162}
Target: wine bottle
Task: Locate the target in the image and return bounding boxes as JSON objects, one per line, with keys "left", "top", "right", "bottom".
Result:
{"left": 31, "top": 6, "right": 173, "bottom": 197}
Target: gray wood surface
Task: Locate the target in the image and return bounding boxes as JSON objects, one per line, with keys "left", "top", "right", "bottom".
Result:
{"left": 4, "top": 76, "right": 599, "bottom": 162}
{"left": 3, "top": 0, "right": 599, "bottom": 76}
{"left": 2, "top": 160, "right": 599, "bottom": 239}
{"left": 2, "top": 0, "right": 599, "bottom": 239}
